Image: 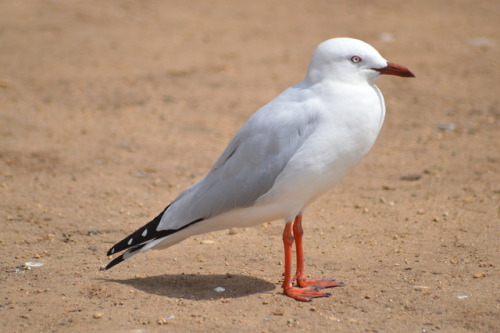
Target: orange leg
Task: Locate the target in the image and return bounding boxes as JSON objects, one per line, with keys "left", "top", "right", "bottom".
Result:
{"left": 292, "top": 214, "right": 341, "bottom": 290}
{"left": 281, "top": 219, "right": 332, "bottom": 302}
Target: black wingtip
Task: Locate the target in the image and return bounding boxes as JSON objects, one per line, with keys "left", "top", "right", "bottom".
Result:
{"left": 105, "top": 254, "right": 125, "bottom": 270}
{"left": 105, "top": 204, "right": 205, "bottom": 269}
{"left": 106, "top": 205, "right": 170, "bottom": 257}
{"left": 106, "top": 245, "right": 119, "bottom": 256}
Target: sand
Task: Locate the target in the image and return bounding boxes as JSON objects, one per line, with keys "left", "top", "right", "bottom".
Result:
{"left": 1, "top": 1, "right": 498, "bottom": 332}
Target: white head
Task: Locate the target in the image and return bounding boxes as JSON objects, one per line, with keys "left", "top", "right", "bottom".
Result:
{"left": 305, "top": 37, "right": 414, "bottom": 84}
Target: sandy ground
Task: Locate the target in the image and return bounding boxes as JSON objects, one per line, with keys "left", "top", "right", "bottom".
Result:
{"left": 1, "top": 1, "right": 498, "bottom": 332}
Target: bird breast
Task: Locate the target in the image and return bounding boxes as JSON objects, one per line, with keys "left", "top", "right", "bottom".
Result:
{"left": 257, "top": 82, "right": 385, "bottom": 215}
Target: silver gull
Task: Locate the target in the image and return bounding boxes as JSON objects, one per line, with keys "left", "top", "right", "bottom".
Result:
{"left": 105, "top": 37, "right": 415, "bottom": 301}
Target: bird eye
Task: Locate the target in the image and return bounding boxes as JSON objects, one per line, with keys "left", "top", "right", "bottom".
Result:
{"left": 351, "top": 56, "right": 362, "bottom": 63}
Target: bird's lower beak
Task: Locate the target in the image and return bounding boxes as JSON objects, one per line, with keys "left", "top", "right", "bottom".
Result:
{"left": 373, "top": 62, "right": 415, "bottom": 78}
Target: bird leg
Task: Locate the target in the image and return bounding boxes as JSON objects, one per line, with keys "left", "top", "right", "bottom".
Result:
{"left": 281, "top": 220, "right": 332, "bottom": 302}
{"left": 292, "top": 214, "right": 341, "bottom": 290}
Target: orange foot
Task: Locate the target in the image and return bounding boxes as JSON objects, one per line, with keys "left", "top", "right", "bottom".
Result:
{"left": 283, "top": 285, "right": 332, "bottom": 302}
{"left": 296, "top": 277, "right": 345, "bottom": 290}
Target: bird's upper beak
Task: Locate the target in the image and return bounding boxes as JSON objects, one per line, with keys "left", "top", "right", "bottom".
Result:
{"left": 372, "top": 62, "right": 415, "bottom": 78}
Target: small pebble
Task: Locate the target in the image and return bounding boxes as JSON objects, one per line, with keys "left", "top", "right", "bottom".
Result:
{"left": 93, "top": 313, "right": 103, "bottom": 319}
{"left": 436, "top": 123, "right": 456, "bottom": 131}
{"left": 134, "top": 171, "right": 148, "bottom": 178}
{"left": 25, "top": 262, "right": 44, "bottom": 268}
{"left": 87, "top": 229, "right": 99, "bottom": 236}
{"left": 400, "top": 173, "right": 422, "bottom": 181}
{"left": 272, "top": 310, "right": 284, "bottom": 316}
{"left": 158, "top": 315, "right": 175, "bottom": 324}
{"left": 414, "top": 285, "right": 430, "bottom": 291}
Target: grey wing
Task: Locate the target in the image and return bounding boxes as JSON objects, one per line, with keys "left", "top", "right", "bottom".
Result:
{"left": 158, "top": 91, "right": 319, "bottom": 230}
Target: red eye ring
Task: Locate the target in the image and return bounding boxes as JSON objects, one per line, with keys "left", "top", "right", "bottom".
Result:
{"left": 351, "top": 56, "right": 362, "bottom": 63}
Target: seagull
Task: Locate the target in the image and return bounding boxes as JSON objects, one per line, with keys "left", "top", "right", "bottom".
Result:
{"left": 105, "top": 37, "right": 415, "bottom": 301}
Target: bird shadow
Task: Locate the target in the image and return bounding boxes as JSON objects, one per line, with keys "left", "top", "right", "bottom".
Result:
{"left": 101, "top": 273, "right": 277, "bottom": 300}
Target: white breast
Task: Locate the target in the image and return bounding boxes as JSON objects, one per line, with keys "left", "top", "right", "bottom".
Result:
{"left": 256, "top": 81, "right": 385, "bottom": 221}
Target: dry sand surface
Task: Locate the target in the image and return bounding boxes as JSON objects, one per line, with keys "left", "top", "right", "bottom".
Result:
{"left": 1, "top": 1, "right": 498, "bottom": 332}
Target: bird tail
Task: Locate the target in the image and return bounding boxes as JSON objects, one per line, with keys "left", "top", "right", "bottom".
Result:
{"left": 105, "top": 205, "right": 204, "bottom": 270}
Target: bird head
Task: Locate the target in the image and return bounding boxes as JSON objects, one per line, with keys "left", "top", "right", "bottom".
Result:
{"left": 305, "top": 37, "right": 415, "bottom": 85}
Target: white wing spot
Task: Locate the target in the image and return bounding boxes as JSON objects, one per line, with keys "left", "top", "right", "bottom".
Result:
{"left": 142, "top": 229, "right": 148, "bottom": 237}
{"left": 110, "top": 248, "right": 115, "bottom": 254}
{"left": 127, "top": 238, "right": 133, "bottom": 245}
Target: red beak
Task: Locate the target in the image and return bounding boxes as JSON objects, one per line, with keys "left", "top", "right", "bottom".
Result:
{"left": 373, "top": 62, "right": 415, "bottom": 78}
